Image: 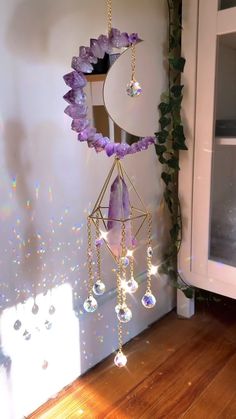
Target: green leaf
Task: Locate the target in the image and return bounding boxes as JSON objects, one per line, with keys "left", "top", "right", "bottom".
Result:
{"left": 159, "top": 154, "right": 167, "bottom": 164}
{"left": 155, "top": 144, "right": 167, "bottom": 155}
{"left": 167, "top": 156, "right": 180, "bottom": 170}
{"left": 161, "top": 172, "right": 172, "bottom": 185}
{"left": 158, "top": 102, "right": 172, "bottom": 115}
{"left": 170, "top": 223, "right": 180, "bottom": 241}
{"left": 156, "top": 130, "right": 168, "bottom": 144}
{"left": 172, "top": 125, "right": 188, "bottom": 150}
{"left": 159, "top": 116, "right": 171, "bottom": 130}
{"left": 164, "top": 189, "right": 173, "bottom": 213}
{"left": 169, "top": 57, "right": 186, "bottom": 72}
{"left": 171, "top": 84, "right": 184, "bottom": 97}
{"left": 173, "top": 142, "right": 188, "bottom": 151}
{"left": 170, "top": 35, "right": 179, "bottom": 50}
{"left": 182, "top": 287, "right": 194, "bottom": 299}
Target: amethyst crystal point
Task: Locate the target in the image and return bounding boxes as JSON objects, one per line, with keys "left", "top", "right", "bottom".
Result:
{"left": 107, "top": 175, "right": 132, "bottom": 257}
{"left": 109, "top": 28, "right": 129, "bottom": 48}
{"left": 128, "top": 33, "right": 141, "bottom": 45}
{"left": 94, "top": 136, "right": 109, "bottom": 153}
{"left": 90, "top": 39, "right": 105, "bottom": 59}
{"left": 97, "top": 34, "right": 112, "bottom": 54}
{"left": 79, "top": 46, "right": 98, "bottom": 64}
{"left": 71, "top": 118, "right": 89, "bottom": 133}
{"left": 71, "top": 56, "right": 93, "bottom": 73}
{"left": 63, "top": 89, "right": 86, "bottom": 105}
{"left": 78, "top": 127, "right": 96, "bottom": 141}
{"left": 115, "top": 143, "right": 130, "bottom": 158}
{"left": 105, "top": 142, "right": 115, "bottom": 157}
{"left": 63, "top": 71, "right": 87, "bottom": 89}
{"left": 64, "top": 104, "right": 87, "bottom": 119}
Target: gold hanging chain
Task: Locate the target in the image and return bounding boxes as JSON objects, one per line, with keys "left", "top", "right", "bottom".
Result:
{"left": 107, "top": 0, "right": 112, "bottom": 35}
{"left": 95, "top": 214, "right": 101, "bottom": 282}
{"left": 116, "top": 267, "right": 123, "bottom": 353}
{"left": 146, "top": 213, "right": 152, "bottom": 293}
{"left": 131, "top": 43, "right": 136, "bottom": 81}
{"left": 87, "top": 216, "right": 94, "bottom": 297}
{"left": 120, "top": 221, "right": 127, "bottom": 305}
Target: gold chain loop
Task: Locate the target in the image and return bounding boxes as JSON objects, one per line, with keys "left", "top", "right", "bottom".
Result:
{"left": 87, "top": 216, "right": 94, "bottom": 297}
{"left": 131, "top": 43, "right": 136, "bottom": 81}
{"left": 107, "top": 0, "right": 112, "bottom": 35}
{"left": 95, "top": 214, "right": 101, "bottom": 282}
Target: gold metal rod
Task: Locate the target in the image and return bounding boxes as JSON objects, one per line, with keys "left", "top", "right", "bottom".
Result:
{"left": 120, "top": 163, "right": 147, "bottom": 211}
{"left": 91, "top": 158, "right": 117, "bottom": 214}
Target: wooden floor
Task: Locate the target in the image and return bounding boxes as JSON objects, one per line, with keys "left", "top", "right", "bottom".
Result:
{"left": 29, "top": 298, "right": 236, "bottom": 419}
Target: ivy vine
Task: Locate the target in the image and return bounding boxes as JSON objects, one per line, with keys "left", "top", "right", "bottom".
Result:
{"left": 156, "top": 0, "right": 194, "bottom": 298}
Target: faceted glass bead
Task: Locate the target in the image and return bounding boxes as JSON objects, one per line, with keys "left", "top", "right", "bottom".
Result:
{"left": 93, "top": 280, "right": 106, "bottom": 296}
{"left": 14, "top": 320, "right": 22, "bottom": 330}
{"left": 126, "top": 277, "right": 138, "bottom": 294}
{"left": 45, "top": 320, "right": 52, "bottom": 330}
{"left": 117, "top": 305, "right": 132, "bottom": 323}
{"left": 49, "top": 305, "right": 56, "bottom": 315}
{"left": 95, "top": 238, "right": 103, "bottom": 247}
{"left": 126, "top": 80, "right": 142, "bottom": 97}
{"left": 83, "top": 296, "right": 98, "bottom": 313}
{"left": 32, "top": 303, "right": 39, "bottom": 315}
{"left": 142, "top": 292, "right": 156, "bottom": 309}
{"left": 121, "top": 256, "right": 129, "bottom": 268}
{"left": 114, "top": 351, "right": 127, "bottom": 368}
{"left": 23, "top": 330, "right": 31, "bottom": 341}
{"left": 115, "top": 304, "right": 122, "bottom": 314}
{"left": 147, "top": 246, "right": 153, "bottom": 257}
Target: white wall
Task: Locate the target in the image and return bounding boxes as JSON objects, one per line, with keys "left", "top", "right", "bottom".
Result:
{"left": 0, "top": 1, "right": 174, "bottom": 418}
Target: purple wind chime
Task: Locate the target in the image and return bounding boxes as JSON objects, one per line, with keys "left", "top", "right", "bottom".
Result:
{"left": 63, "top": 22, "right": 157, "bottom": 367}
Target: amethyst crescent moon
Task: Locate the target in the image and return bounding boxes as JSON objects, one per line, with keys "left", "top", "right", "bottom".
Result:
{"left": 63, "top": 28, "right": 155, "bottom": 159}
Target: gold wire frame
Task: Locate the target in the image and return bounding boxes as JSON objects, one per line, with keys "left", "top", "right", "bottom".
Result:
{"left": 88, "top": 158, "right": 150, "bottom": 261}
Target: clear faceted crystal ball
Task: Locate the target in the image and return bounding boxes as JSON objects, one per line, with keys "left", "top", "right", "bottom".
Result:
{"left": 83, "top": 296, "right": 98, "bottom": 313}
{"left": 147, "top": 246, "right": 153, "bottom": 258}
{"left": 126, "top": 80, "right": 142, "bottom": 97}
{"left": 142, "top": 292, "right": 156, "bottom": 308}
{"left": 115, "top": 304, "right": 122, "bottom": 314}
{"left": 93, "top": 280, "right": 106, "bottom": 296}
{"left": 126, "top": 277, "right": 138, "bottom": 294}
{"left": 117, "top": 305, "right": 132, "bottom": 323}
{"left": 121, "top": 256, "right": 129, "bottom": 268}
{"left": 114, "top": 351, "right": 127, "bottom": 368}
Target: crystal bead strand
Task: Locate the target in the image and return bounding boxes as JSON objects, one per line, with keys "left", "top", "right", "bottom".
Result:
{"left": 114, "top": 265, "right": 127, "bottom": 368}
{"left": 126, "top": 43, "right": 142, "bottom": 97}
{"left": 142, "top": 213, "right": 156, "bottom": 308}
{"left": 116, "top": 222, "right": 132, "bottom": 323}
{"left": 83, "top": 217, "right": 98, "bottom": 312}
{"left": 93, "top": 214, "right": 106, "bottom": 296}
{"left": 126, "top": 215, "right": 138, "bottom": 294}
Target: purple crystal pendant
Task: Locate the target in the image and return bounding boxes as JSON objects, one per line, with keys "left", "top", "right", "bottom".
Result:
{"left": 126, "top": 79, "right": 142, "bottom": 97}
{"left": 142, "top": 292, "right": 156, "bottom": 309}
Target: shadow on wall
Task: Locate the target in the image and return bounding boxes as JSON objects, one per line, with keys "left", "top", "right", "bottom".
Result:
{"left": 3, "top": 120, "right": 41, "bottom": 304}
{"left": 5, "top": 0, "right": 103, "bottom": 63}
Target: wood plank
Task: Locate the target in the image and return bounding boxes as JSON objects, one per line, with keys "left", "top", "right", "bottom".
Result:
{"left": 29, "top": 312, "right": 204, "bottom": 418}
{"left": 28, "top": 301, "right": 236, "bottom": 419}
{"left": 182, "top": 354, "right": 236, "bottom": 419}
{"left": 104, "top": 325, "right": 235, "bottom": 419}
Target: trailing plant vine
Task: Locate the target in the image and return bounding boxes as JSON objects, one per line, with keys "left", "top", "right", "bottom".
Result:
{"left": 156, "top": 0, "right": 194, "bottom": 298}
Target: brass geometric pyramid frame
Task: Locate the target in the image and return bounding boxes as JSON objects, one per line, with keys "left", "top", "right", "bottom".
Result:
{"left": 88, "top": 157, "right": 149, "bottom": 260}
